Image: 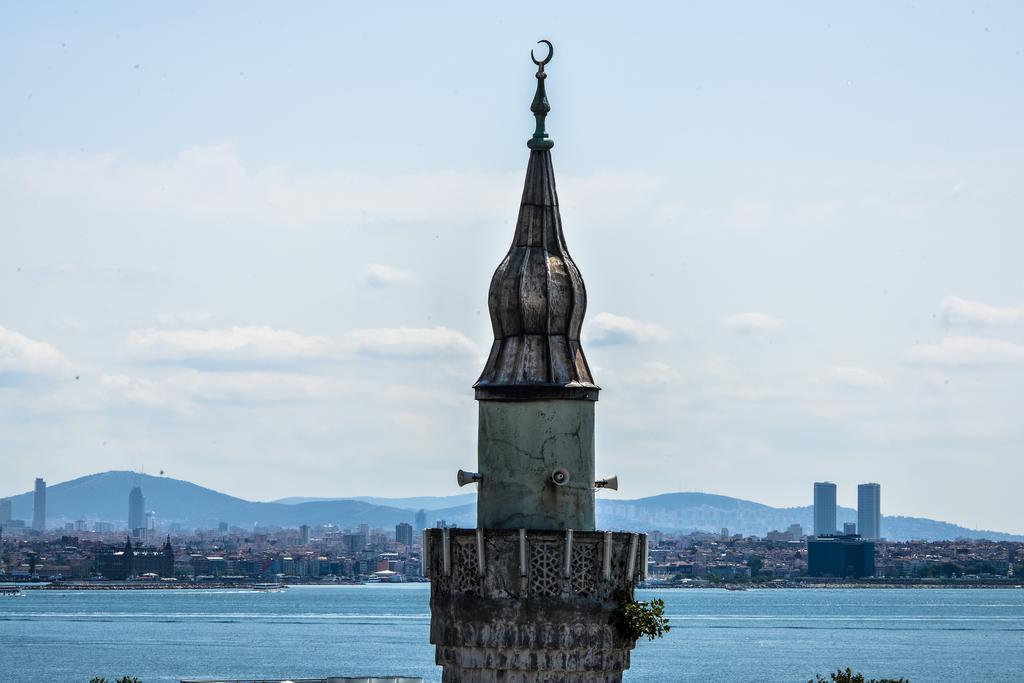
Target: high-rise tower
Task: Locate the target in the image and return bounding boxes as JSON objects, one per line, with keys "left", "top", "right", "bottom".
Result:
{"left": 32, "top": 478, "right": 46, "bottom": 532}
{"left": 426, "top": 42, "right": 647, "bottom": 683}
{"left": 858, "top": 483, "right": 881, "bottom": 540}
{"left": 128, "top": 485, "right": 146, "bottom": 534}
{"left": 813, "top": 481, "right": 837, "bottom": 537}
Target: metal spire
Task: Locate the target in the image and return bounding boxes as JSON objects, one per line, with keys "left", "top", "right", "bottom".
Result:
{"left": 474, "top": 40, "right": 598, "bottom": 401}
{"left": 527, "top": 40, "right": 554, "bottom": 150}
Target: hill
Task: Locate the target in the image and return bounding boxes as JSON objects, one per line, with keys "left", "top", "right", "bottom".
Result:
{"left": 3, "top": 472, "right": 1020, "bottom": 541}
{"left": 272, "top": 493, "right": 477, "bottom": 510}
{"left": 3, "top": 471, "right": 415, "bottom": 530}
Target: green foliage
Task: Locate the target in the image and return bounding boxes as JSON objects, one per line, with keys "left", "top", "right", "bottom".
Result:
{"left": 809, "top": 667, "right": 909, "bottom": 683}
{"left": 609, "top": 591, "right": 671, "bottom": 642}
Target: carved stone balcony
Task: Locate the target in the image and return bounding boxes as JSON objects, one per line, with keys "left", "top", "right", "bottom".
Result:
{"left": 425, "top": 528, "right": 648, "bottom": 683}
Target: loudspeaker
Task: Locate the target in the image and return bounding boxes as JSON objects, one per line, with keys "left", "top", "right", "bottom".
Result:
{"left": 551, "top": 468, "right": 570, "bottom": 486}
{"left": 457, "top": 470, "right": 482, "bottom": 487}
{"left": 594, "top": 476, "right": 619, "bottom": 491}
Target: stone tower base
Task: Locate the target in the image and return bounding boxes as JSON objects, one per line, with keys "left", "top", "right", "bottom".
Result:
{"left": 426, "top": 528, "right": 647, "bottom": 682}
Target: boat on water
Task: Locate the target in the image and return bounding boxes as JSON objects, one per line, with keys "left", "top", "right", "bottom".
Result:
{"left": 0, "top": 586, "right": 22, "bottom": 596}
{"left": 250, "top": 583, "right": 287, "bottom": 592}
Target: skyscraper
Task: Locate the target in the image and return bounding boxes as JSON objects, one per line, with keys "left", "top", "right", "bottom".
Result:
{"left": 858, "top": 482, "right": 881, "bottom": 540}
{"left": 0, "top": 498, "right": 11, "bottom": 524}
{"left": 414, "top": 509, "right": 427, "bottom": 532}
{"left": 32, "top": 478, "right": 46, "bottom": 531}
{"left": 395, "top": 522, "right": 413, "bottom": 546}
{"left": 128, "top": 485, "right": 146, "bottom": 533}
{"left": 813, "top": 481, "right": 837, "bottom": 537}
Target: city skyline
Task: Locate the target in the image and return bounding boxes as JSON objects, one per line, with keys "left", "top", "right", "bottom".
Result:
{"left": 3, "top": 469, "right": 1018, "bottom": 542}
{"left": 3, "top": 3, "right": 1024, "bottom": 533}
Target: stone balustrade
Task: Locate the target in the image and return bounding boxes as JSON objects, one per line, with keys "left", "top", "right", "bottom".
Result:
{"left": 426, "top": 528, "right": 647, "bottom": 683}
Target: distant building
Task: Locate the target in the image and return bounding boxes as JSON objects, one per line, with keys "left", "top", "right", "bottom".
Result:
{"left": 787, "top": 524, "right": 804, "bottom": 541}
{"left": 807, "top": 535, "right": 875, "bottom": 578}
{"left": 343, "top": 533, "right": 367, "bottom": 553}
{"left": 414, "top": 509, "right": 427, "bottom": 532}
{"left": 813, "top": 482, "right": 837, "bottom": 537}
{"left": 218, "top": 522, "right": 229, "bottom": 533}
{"left": 94, "top": 537, "right": 175, "bottom": 580}
{"left": 0, "top": 498, "right": 11, "bottom": 523}
{"left": 858, "top": 483, "right": 881, "bottom": 540}
{"left": 32, "top": 478, "right": 46, "bottom": 531}
{"left": 396, "top": 522, "right": 413, "bottom": 546}
{"left": 128, "top": 485, "right": 145, "bottom": 534}
{"left": 843, "top": 522, "right": 857, "bottom": 535}
{"left": 300, "top": 524, "right": 310, "bottom": 545}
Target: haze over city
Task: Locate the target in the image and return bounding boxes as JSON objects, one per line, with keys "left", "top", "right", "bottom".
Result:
{"left": 3, "top": 2, "right": 1023, "bottom": 535}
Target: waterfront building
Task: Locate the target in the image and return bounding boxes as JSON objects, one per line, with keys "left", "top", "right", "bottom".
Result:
{"left": 807, "top": 535, "right": 875, "bottom": 578}
{"left": 32, "top": 478, "right": 46, "bottom": 532}
{"left": 426, "top": 43, "right": 646, "bottom": 682}
{"left": 813, "top": 481, "right": 837, "bottom": 537}
{"left": 858, "top": 482, "right": 882, "bottom": 540}
{"left": 128, "top": 485, "right": 145, "bottom": 535}
{"left": 844, "top": 522, "right": 857, "bottom": 535}
{"left": 94, "top": 537, "right": 174, "bottom": 579}
{"left": 395, "top": 522, "right": 413, "bottom": 547}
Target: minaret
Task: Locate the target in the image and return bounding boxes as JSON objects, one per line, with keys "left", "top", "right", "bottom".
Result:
{"left": 472, "top": 39, "right": 599, "bottom": 533}
{"left": 427, "top": 41, "right": 645, "bottom": 683}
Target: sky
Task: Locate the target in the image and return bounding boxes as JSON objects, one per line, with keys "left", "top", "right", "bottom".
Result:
{"left": 2, "top": 2, "right": 1023, "bottom": 532}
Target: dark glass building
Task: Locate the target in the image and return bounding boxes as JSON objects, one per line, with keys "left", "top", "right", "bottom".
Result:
{"left": 807, "top": 534, "right": 875, "bottom": 578}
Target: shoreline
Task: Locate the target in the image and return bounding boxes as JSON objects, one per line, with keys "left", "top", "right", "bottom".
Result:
{"left": 3, "top": 580, "right": 1023, "bottom": 591}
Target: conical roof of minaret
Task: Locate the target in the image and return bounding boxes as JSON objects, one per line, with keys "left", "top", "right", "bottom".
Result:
{"left": 474, "top": 42, "right": 598, "bottom": 401}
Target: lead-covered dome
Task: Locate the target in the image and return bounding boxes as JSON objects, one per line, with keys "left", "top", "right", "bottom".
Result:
{"left": 474, "top": 149, "right": 599, "bottom": 401}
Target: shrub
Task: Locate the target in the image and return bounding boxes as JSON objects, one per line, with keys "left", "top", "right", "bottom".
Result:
{"left": 609, "top": 591, "right": 671, "bottom": 642}
{"left": 809, "top": 668, "right": 909, "bottom": 683}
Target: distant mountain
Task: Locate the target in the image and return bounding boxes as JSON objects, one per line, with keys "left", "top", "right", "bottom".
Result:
{"left": 3, "top": 472, "right": 1020, "bottom": 541}
{"left": 3, "top": 471, "right": 416, "bottom": 530}
{"left": 593, "top": 493, "right": 1024, "bottom": 542}
{"left": 272, "top": 493, "right": 477, "bottom": 510}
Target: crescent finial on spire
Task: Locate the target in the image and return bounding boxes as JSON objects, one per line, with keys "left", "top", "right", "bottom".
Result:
{"left": 528, "top": 39, "right": 554, "bottom": 150}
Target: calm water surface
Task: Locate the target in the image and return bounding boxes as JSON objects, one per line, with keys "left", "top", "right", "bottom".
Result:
{"left": 2, "top": 585, "right": 1023, "bottom": 682}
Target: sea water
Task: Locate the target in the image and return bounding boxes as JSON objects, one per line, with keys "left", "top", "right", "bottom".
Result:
{"left": 2, "top": 584, "right": 1023, "bottom": 682}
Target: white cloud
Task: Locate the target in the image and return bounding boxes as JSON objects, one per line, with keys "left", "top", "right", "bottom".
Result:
{"left": 0, "top": 325, "right": 71, "bottom": 374}
{"left": 363, "top": 263, "right": 414, "bottom": 287}
{"left": 824, "top": 365, "right": 885, "bottom": 388}
{"left": 942, "top": 295, "right": 1024, "bottom": 326}
{"left": 98, "top": 373, "right": 184, "bottom": 410}
{"left": 343, "top": 326, "right": 478, "bottom": 357}
{"left": 165, "top": 371, "right": 337, "bottom": 402}
{"left": 905, "top": 336, "right": 1024, "bottom": 366}
{"left": 124, "top": 326, "right": 330, "bottom": 361}
{"left": 0, "top": 146, "right": 663, "bottom": 229}
{"left": 588, "top": 312, "right": 671, "bottom": 346}
{"left": 722, "top": 312, "right": 784, "bottom": 332}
